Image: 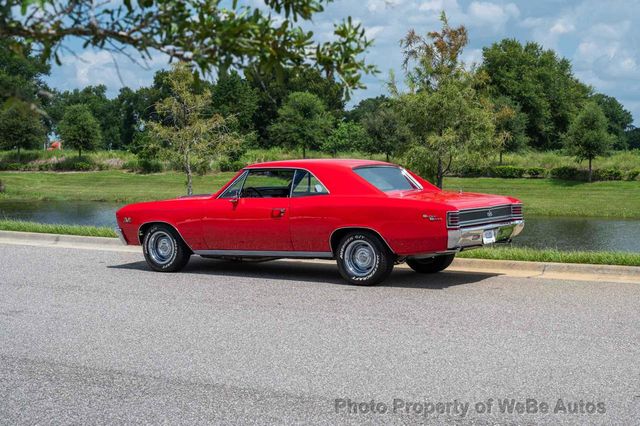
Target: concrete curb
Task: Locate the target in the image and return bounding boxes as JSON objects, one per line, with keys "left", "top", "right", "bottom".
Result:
{"left": 0, "top": 230, "right": 638, "bottom": 283}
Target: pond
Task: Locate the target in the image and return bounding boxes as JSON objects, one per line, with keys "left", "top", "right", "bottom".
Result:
{"left": 1, "top": 200, "right": 639, "bottom": 253}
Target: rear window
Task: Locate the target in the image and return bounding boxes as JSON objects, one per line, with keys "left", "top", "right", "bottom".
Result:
{"left": 354, "top": 166, "right": 421, "bottom": 192}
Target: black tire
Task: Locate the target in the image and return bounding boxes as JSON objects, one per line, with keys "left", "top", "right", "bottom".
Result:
{"left": 336, "top": 231, "right": 394, "bottom": 286}
{"left": 406, "top": 254, "right": 455, "bottom": 274}
{"left": 142, "top": 224, "right": 191, "bottom": 272}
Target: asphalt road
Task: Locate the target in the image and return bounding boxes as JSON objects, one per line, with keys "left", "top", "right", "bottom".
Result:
{"left": 1, "top": 243, "right": 639, "bottom": 425}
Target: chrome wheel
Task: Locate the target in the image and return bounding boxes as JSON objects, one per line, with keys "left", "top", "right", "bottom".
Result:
{"left": 148, "top": 231, "right": 175, "bottom": 265}
{"left": 343, "top": 240, "right": 376, "bottom": 277}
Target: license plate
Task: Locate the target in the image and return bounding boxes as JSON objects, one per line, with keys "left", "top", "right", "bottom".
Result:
{"left": 482, "top": 229, "right": 496, "bottom": 244}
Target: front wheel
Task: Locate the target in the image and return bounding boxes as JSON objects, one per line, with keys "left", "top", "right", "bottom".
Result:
{"left": 336, "top": 231, "right": 394, "bottom": 286}
{"left": 142, "top": 224, "right": 191, "bottom": 272}
{"left": 406, "top": 254, "right": 455, "bottom": 274}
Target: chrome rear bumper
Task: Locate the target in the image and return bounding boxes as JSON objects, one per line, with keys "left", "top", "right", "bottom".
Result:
{"left": 447, "top": 220, "right": 524, "bottom": 250}
{"left": 114, "top": 227, "right": 128, "bottom": 245}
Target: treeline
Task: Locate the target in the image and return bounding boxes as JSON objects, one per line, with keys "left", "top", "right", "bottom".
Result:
{"left": 1, "top": 16, "right": 638, "bottom": 185}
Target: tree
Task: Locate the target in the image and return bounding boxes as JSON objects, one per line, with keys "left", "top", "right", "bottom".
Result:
{"left": 248, "top": 67, "right": 346, "bottom": 145}
{"left": 145, "top": 64, "right": 242, "bottom": 195}
{"left": 211, "top": 71, "right": 259, "bottom": 134}
{"left": 268, "top": 92, "right": 334, "bottom": 158}
{"left": 345, "top": 96, "right": 388, "bottom": 123}
{"left": 47, "top": 85, "right": 120, "bottom": 149}
{"left": 361, "top": 105, "right": 411, "bottom": 161}
{"left": 394, "top": 13, "right": 497, "bottom": 188}
{"left": 565, "top": 102, "right": 612, "bottom": 182}
{"left": 592, "top": 93, "right": 633, "bottom": 150}
{"left": 2, "top": 1, "right": 375, "bottom": 95}
{"left": 398, "top": 77, "right": 496, "bottom": 188}
{"left": 481, "top": 39, "right": 590, "bottom": 149}
{"left": 0, "top": 38, "right": 49, "bottom": 105}
{"left": 492, "top": 96, "right": 528, "bottom": 164}
{"left": 323, "top": 121, "right": 370, "bottom": 157}
{"left": 0, "top": 103, "right": 47, "bottom": 155}
{"left": 58, "top": 104, "right": 102, "bottom": 157}
{"left": 627, "top": 127, "right": 640, "bottom": 150}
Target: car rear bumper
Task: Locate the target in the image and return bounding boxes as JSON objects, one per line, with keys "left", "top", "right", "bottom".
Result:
{"left": 114, "top": 227, "right": 128, "bottom": 245}
{"left": 447, "top": 219, "right": 524, "bottom": 250}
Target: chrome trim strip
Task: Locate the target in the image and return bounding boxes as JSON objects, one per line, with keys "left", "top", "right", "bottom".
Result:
{"left": 114, "top": 227, "right": 127, "bottom": 245}
{"left": 193, "top": 249, "right": 333, "bottom": 258}
{"left": 458, "top": 204, "right": 512, "bottom": 213}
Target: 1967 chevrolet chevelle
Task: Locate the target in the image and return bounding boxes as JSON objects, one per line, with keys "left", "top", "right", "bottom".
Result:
{"left": 115, "top": 159, "right": 524, "bottom": 285}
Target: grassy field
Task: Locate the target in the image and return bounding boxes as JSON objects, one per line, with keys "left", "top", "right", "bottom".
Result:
{"left": 0, "top": 220, "right": 116, "bottom": 237}
{"left": 0, "top": 219, "right": 637, "bottom": 266}
{"left": 2, "top": 170, "right": 638, "bottom": 218}
{"left": 459, "top": 246, "right": 640, "bottom": 267}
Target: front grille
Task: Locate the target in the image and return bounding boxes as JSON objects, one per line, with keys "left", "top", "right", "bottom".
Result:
{"left": 457, "top": 204, "right": 519, "bottom": 227}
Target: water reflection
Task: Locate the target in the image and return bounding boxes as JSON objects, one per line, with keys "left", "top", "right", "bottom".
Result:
{"left": 0, "top": 201, "right": 638, "bottom": 253}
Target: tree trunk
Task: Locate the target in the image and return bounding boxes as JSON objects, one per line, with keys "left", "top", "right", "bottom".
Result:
{"left": 499, "top": 151, "right": 503, "bottom": 165}
{"left": 17, "top": 146, "right": 20, "bottom": 160}
{"left": 588, "top": 157, "right": 593, "bottom": 183}
{"left": 185, "top": 151, "right": 193, "bottom": 195}
{"left": 79, "top": 147, "right": 82, "bottom": 158}
{"left": 385, "top": 152, "right": 389, "bottom": 162}
{"left": 436, "top": 158, "right": 444, "bottom": 189}
{"left": 302, "top": 145, "right": 306, "bottom": 159}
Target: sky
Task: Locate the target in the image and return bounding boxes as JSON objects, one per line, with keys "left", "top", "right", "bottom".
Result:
{"left": 46, "top": 0, "right": 640, "bottom": 124}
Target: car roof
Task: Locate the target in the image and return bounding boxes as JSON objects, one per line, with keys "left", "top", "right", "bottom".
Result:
{"left": 244, "top": 158, "right": 394, "bottom": 170}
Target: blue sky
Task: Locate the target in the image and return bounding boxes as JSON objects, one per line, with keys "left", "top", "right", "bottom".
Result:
{"left": 46, "top": 0, "right": 640, "bottom": 124}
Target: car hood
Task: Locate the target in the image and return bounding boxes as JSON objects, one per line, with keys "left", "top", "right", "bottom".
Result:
{"left": 391, "top": 190, "right": 519, "bottom": 210}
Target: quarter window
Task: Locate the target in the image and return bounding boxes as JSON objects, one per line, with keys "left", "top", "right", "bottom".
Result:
{"left": 291, "top": 170, "right": 329, "bottom": 197}
{"left": 219, "top": 171, "right": 247, "bottom": 199}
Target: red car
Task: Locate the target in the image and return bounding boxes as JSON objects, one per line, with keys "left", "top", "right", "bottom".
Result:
{"left": 115, "top": 159, "right": 524, "bottom": 285}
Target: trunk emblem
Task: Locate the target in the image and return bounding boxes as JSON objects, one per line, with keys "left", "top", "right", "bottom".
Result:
{"left": 487, "top": 211, "right": 493, "bottom": 217}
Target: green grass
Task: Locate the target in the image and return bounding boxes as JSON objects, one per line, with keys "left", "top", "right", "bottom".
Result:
{"left": 444, "top": 177, "right": 640, "bottom": 218}
{"left": 0, "top": 170, "right": 235, "bottom": 203}
{"left": 501, "top": 150, "right": 640, "bottom": 171}
{"left": 0, "top": 170, "right": 639, "bottom": 218}
{"left": 459, "top": 246, "right": 640, "bottom": 267}
{"left": 0, "top": 220, "right": 116, "bottom": 238}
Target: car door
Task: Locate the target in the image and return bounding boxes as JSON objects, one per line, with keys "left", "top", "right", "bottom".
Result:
{"left": 203, "top": 168, "right": 294, "bottom": 252}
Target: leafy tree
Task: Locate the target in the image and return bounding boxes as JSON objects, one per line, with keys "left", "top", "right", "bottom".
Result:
{"left": 627, "top": 127, "right": 640, "bottom": 150}
{"left": 268, "top": 92, "right": 334, "bottom": 158}
{"left": 591, "top": 93, "right": 633, "bottom": 150}
{"left": 361, "top": 105, "right": 411, "bottom": 161}
{"left": 47, "top": 85, "right": 120, "bottom": 149}
{"left": 345, "top": 95, "right": 388, "bottom": 123}
{"left": 58, "top": 104, "right": 102, "bottom": 157}
{"left": 492, "top": 96, "right": 528, "bottom": 163}
{"left": 323, "top": 121, "right": 370, "bottom": 157}
{"left": 0, "top": 103, "right": 47, "bottom": 155}
{"left": 211, "top": 71, "right": 259, "bottom": 134}
{"left": 2, "top": 0, "right": 375, "bottom": 93}
{"left": 248, "top": 67, "right": 346, "bottom": 145}
{"left": 564, "top": 102, "right": 613, "bottom": 182}
{"left": 394, "top": 13, "right": 497, "bottom": 188}
{"left": 481, "top": 39, "right": 590, "bottom": 149}
{"left": 145, "top": 64, "right": 242, "bottom": 195}
{"left": 0, "top": 38, "right": 49, "bottom": 105}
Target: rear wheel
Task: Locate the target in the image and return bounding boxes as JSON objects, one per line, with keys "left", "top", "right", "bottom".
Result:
{"left": 406, "top": 254, "right": 455, "bottom": 274}
{"left": 336, "top": 231, "right": 394, "bottom": 286}
{"left": 142, "top": 224, "right": 191, "bottom": 272}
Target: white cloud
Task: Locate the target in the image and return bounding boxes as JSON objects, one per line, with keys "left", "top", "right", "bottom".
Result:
{"left": 467, "top": 2, "right": 519, "bottom": 29}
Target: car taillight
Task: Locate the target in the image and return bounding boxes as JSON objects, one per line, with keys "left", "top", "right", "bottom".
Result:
{"left": 447, "top": 211, "right": 460, "bottom": 228}
{"left": 511, "top": 204, "right": 523, "bottom": 217}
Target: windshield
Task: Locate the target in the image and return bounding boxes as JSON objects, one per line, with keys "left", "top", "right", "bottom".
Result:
{"left": 354, "top": 166, "right": 422, "bottom": 192}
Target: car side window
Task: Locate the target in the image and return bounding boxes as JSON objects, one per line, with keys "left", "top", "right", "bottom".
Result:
{"left": 240, "top": 169, "right": 295, "bottom": 198}
{"left": 291, "top": 170, "right": 329, "bottom": 197}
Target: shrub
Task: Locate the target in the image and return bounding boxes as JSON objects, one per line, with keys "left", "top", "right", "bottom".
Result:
{"left": 550, "top": 166, "right": 585, "bottom": 181}
{"left": 526, "top": 167, "right": 546, "bottom": 178}
{"left": 123, "top": 159, "right": 139, "bottom": 172}
{"left": 218, "top": 159, "right": 245, "bottom": 172}
{"left": 0, "top": 162, "right": 24, "bottom": 171}
{"left": 455, "top": 165, "right": 488, "bottom": 178}
{"left": 137, "top": 159, "right": 163, "bottom": 174}
{"left": 488, "top": 166, "right": 526, "bottom": 178}
{"left": 593, "top": 168, "right": 622, "bottom": 181}
{"left": 51, "top": 157, "right": 97, "bottom": 171}
{"left": 626, "top": 169, "right": 640, "bottom": 181}
{"left": 0, "top": 179, "right": 4, "bottom": 193}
